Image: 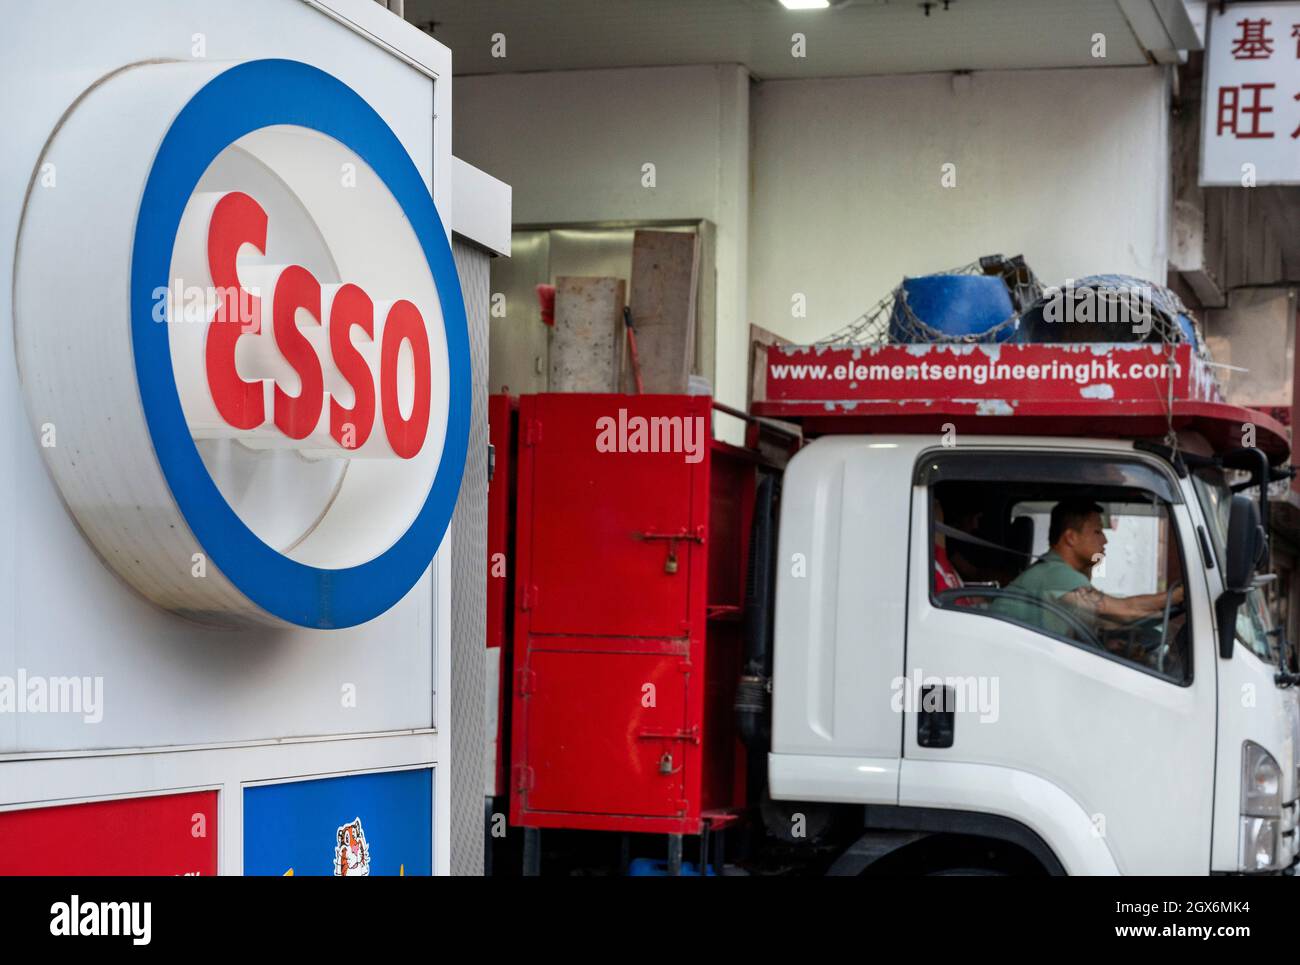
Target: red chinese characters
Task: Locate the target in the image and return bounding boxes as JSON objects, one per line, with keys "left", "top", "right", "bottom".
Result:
{"left": 1214, "top": 16, "right": 1300, "bottom": 141}
{"left": 1231, "top": 17, "right": 1275, "bottom": 60}
{"left": 1217, "top": 82, "right": 1277, "bottom": 138}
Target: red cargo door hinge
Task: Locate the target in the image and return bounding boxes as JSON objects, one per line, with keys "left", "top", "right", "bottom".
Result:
{"left": 524, "top": 419, "right": 542, "bottom": 446}
{"left": 513, "top": 764, "right": 534, "bottom": 794}
{"left": 515, "top": 668, "right": 536, "bottom": 697}
{"left": 636, "top": 725, "right": 701, "bottom": 745}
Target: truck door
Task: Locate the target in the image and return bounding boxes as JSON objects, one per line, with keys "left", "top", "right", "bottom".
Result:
{"left": 902, "top": 448, "right": 1216, "bottom": 874}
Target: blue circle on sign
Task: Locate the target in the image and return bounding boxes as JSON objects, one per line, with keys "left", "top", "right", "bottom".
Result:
{"left": 131, "top": 59, "right": 470, "bottom": 628}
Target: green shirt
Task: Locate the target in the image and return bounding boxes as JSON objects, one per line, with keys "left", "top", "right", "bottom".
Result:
{"left": 992, "top": 550, "right": 1093, "bottom": 636}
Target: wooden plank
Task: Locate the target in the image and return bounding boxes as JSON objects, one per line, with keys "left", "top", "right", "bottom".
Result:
{"left": 748, "top": 323, "right": 792, "bottom": 409}
{"left": 550, "top": 276, "right": 625, "bottom": 392}
{"left": 626, "top": 230, "right": 699, "bottom": 393}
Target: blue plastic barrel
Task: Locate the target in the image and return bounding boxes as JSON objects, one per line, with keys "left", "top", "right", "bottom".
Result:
{"left": 888, "top": 273, "right": 1016, "bottom": 343}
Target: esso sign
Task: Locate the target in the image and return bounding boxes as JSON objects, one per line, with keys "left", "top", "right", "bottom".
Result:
{"left": 14, "top": 60, "right": 470, "bottom": 628}
{"left": 187, "top": 189, "right": 432, "bottom": 460}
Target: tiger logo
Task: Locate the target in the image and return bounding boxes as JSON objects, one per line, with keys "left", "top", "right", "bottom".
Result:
{"left": 333, "top": 817, "right": 370, "bottom": 876}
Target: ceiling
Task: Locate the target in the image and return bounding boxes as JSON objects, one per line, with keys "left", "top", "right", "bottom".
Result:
{"left": 401, "top": 0, "right": 1185, "bottom": 79}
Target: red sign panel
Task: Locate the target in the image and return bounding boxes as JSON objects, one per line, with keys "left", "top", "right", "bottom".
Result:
{"left": 764, "top": 343, "right": 1203, "bottom": 405}
{"left": 0, "top": 791, "right": 218, "bottom": 875}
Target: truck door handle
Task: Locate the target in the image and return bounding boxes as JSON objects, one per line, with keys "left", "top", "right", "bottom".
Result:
{"left": 917, "top": 685, "right": 955, "bottom": 748}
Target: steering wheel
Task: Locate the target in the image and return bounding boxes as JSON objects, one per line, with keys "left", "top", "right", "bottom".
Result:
{"left": 1125, "top": 584, "right": 1185, "bottom": 672}
{"left": 936, "top": 586, "right": 1105, "bottom": 651}
{"left": 1128, "top": 606, "right": 1187, "bottom": 634}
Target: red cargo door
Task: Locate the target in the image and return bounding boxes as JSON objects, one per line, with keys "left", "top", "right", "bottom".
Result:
{"left": 521, "top": 649, "right": 690, "bottom": 817}
{"left": 511, "top": 394, "right": 712, "bottom": 828}
{"left": 520, "top": 394, "right": 703, "bottom": 638}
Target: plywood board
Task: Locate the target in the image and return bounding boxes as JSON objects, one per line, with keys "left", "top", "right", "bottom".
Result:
{"left": 627, "top": 230, "right": 699, "bottom": 393}
{"left": 550, "top": 275, "right": 626, "bottom": 392}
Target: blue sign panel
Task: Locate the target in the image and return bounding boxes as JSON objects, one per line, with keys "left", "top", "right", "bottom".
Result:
{"left": 244, "top": 769, "right": 433, "bottom": 876}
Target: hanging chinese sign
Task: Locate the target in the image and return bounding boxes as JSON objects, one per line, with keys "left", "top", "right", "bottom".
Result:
{"left": 1200, "top": 2, "right": 1300, "bottom": 185}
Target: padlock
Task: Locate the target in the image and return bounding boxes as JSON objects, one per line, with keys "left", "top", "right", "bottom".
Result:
{"left": 664, "top": 548, "right": 678, "bottom": 574}
{"left": 659, "top": 752, "right": 673, "bottom": 774}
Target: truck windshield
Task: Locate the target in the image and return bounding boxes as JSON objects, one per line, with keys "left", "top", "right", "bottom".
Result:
{"left": 1191, "top": 467, "right": 1276, "bottom": 663}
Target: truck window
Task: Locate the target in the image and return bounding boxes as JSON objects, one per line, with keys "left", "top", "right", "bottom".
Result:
{"left": 929, "top": 467, "right": 1191, "bottom": 685}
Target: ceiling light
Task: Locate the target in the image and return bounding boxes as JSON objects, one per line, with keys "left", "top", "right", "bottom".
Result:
{"left": 779, "top": 0, "right": 831, "bottom": 9}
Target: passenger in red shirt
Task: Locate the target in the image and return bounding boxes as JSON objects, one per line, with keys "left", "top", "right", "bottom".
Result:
{"left": 934, "top": 542, "right": 963, "bottom": 592}
{"left": 933, "top": 501, "right": 964, "bottom": 593}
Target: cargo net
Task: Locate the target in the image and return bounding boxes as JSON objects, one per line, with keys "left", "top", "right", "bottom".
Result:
{"left": 815, "top": 257, "right": 1210, "bottom": 360}
{"left": 815, "top": 255, "right": 1040, "bottom": 347}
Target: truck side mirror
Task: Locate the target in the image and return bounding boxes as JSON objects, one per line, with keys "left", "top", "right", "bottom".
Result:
{"left": 1217, "top": 494, "right": 1267, "bottom": 658}
{"left": 1224, "top": 494, "right": 1266, "bottom": 593}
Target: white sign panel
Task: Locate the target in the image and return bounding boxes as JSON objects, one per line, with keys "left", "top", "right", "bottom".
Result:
{"left": 13, "top": 59, "right": 471, "bottom": 628}
{"left": 1200, "top": 1, "right": 1300, "bottom": 185}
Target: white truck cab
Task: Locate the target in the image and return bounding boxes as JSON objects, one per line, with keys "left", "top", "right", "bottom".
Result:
{"left": 768, "top": 430, "right": 1299, "bottom": 875}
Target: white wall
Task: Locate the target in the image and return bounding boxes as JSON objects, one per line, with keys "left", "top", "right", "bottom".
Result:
{"left": 456, "top": 63, "right": 1173, "bottom": 417}
{"left": 749, "top": 67, "right": 1171, "bottom": 342}
{"left": 455, "top": 65, "right": 750, "bottom": 434}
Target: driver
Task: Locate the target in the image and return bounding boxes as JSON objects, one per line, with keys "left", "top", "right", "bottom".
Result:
{"left": 994, "top": 497, "right": 1183, "bottom": 640}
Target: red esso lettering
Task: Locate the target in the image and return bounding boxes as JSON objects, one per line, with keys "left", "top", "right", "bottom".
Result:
{"left": 203, "top": 191, "right": 432, "bottom": 459}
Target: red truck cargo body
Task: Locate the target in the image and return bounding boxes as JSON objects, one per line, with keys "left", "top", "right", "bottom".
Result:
{"left": 508, "top": 393, "right": 752, "bottom": 835}
{"left": 486, "top": 394, "right": 518, "bottom": 798}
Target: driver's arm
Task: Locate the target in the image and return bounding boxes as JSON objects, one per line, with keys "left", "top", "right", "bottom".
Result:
{"left": 1059, "top": 583, "right": 1183, "bottom": 623}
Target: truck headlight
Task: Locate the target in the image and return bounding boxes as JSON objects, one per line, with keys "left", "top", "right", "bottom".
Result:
{"left": 1242, "top": 741, "right": 1282, "bottom": 816}
{"left": 1240, "top": 741, "right": 1283, "bottom": 872}
{"left": 1239, "top": 817, "right": 1279, "bottom": 872}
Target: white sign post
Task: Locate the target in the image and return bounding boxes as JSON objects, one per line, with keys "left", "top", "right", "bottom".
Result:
{"left": 1200, "top": 1, "right": 1300, "bottom": 186}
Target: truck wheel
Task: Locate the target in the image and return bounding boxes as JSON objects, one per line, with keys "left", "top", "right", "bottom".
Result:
{"left": 926, "top": 866, "right": 1009, "bottom": 876}
{"left": 861, "top": 834, "right": 1046, "bottom": 876}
